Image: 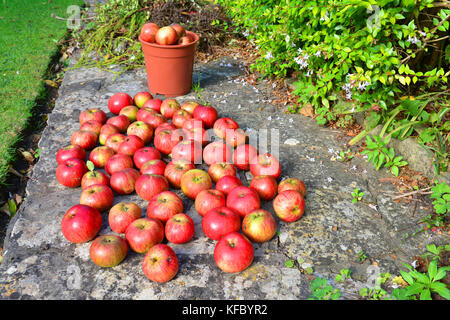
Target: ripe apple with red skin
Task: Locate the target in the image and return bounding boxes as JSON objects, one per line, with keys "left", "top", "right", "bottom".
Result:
{"left": 79, "top": 108, "right": 107, "bottom": 125}
{"left": 215, "top": 175, "right": 243, "bottom": 195}
{"left": 99, "top": 124, "right": 120, "bottom": 145}
{"left": 142, "top": 244, "right": 179, "bottom": 283}
{"left": 119, "top": 105, "right": 139, "bottom": 122}
{"left": 71, "top": 130, "right": 98, "bottom": 150}
{"left": 195, "top": 189, "right": 226, "bottom": 217}
{"left": 105, "top": 153, "right": 133, "bottom": 176}
{"left": 182, "top": 118, "right": 203, "bottom": 131}
{"left": 250, "top": 175, "right": 278, "bottom": 201}
{"left": 242, "top": 209, "right": 277, "bottom": 243}
{"left": 137, "top": 107, "right": 157, "bottom": 124}
{"left": 133, "top": 147, "right": 161, "bottom": 169}
{"left": 201, "top": 206, "right": 241, "bottom": 241}
{"left": 182, "top": 127, "right": 209, "bottom": 146}
{"left": 127, "top": 121, "right": 153, "bottom": 144}
{"left": 89, "top": 146, "right": 115, "bottom": 168}
{"left": 177, "top": 36, "right": 191, "bottom": 45}
{"left": 172, "top": 140, "right": 203, "bottom": 164}
{"left": 147, "top": 190, "right": 183, "bottom": 223}
{"left": 108, "top": 92, "right": 133, "bottom": 114}
{"left": 143, "top": 111, "right": 167, "bottom": 128}
{"left": 155, "top": 26, "right": 179, "bottom": 45}
{"left": 250, "top": 153, "right": 282, "bottom": 180}
{"left": 226, "top": 186, "right": 261, "bottom": 218}
{"left": 105, "top": 133, "right": 126, "bottom": 153}
{"left": 140, "top": 22, "right": 159, "bottom": 43}
{"left": 125, "top": 217, "right": 164, "bottom": 253}
{"left": 160, "top": 99, "right": 180, "bottom": 119}
{"left": 80, "top": 120, "right": 103, "bottom": 136}
{"left": 109, "top": 202, "right": 142, "bottom": 234}
{"left": 90, "top": 235, "right": 128, "bottom": 267}
{"left": 213, "top": 117, "right": 239, "bottom": 140}
{"left": 118, "top": 135, "right": 144, "bottom": 156}
{"left": 110, "top": 168, "right": 140, "bottom": 195}
{"left": 106, "top": 115, "right": 130, "bottom": 133}
{"left": 154, "top": 129, "right": 184, "bottom": 155}
{"left": 172, "top": 109, "right": 192, "bottom": 128}
{"left": 140, "top": 159, "right": 166, "bottom": 176}
{"left": 56, "top": 158, "right": 88, "bottom": 188}
{"left": 225, "top": 128, "right": 247, "bottom": 148}
{"left": 208, "top": 162, "right": 236, "bottom": 183}
{"left": 214, "top": 232, "right": 254, "bottom": 273}
{"left": 180, "top": 169, "right": 212, "bottom": 199}
{"left": 181, "top": 101, "right": 199, "bottom": 114}
{"left": 155, "top": 122, "right": 176, "bottom": 136}
{"left": 170, "top": 23, "right": 186, "bottom": 38}
{"left": 80, "top": 184, "right": 114, "bottom": 212}
{"left": 134, "top": 91, "right": 153, "bottom": 108}
{"left": 203, "top": 141, "right": 232, "bottom": 165}
{"left": 232, "top": 144, "right": 258, "bottom": 170}
{"left": 273, "top": 190, "right": 305, "bottom": 223}
{"left": 278, "top": 178, "right": 306, "bottom": 197}
{"left": 135, "top": 174, "right": 169, "bottom": 201}
{"left": 56, "top": 145, "right": 86, "bottom": 165}
{"left": 165, "top": 213, "right": 194, "bottom": 244}
{"left": 193, "top": 105, "right": 218, "bottom": 128}
{"left": 61, "top": 204, "right": 102, "bottom": 243}
{"left": 164, "top": 159, "right": 195, "bottom": 188}
{"left": 81, "top": 170, "right": 110, "bottom": 190}
{"left": 142, "top": 98, "right": 163, "bottom": 113}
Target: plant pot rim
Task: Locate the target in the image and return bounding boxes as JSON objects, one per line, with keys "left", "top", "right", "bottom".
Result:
{"left": 139, "top": 31, "right": 199, "bottom": 49}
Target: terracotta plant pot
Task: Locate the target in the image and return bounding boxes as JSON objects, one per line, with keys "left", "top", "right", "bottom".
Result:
{"left": 139, "top": 31, "right": 199, "bottom": 97}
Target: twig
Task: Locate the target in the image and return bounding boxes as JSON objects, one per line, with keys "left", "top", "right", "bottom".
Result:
{"left": 391, "top": 187, "right": 432, "bottom": 200}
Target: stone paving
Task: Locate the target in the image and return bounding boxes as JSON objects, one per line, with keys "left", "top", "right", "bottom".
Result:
{"left": 0, "top": 50, "right": 447, "bottom": 300}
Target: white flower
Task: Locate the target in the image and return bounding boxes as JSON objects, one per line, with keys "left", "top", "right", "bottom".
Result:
{"left": 327, "top": 177, "right": 333, "bottom": 183}
{"left": 314, "top": 50, "right": 321, "bottom": 57}
{"left": 411, "top": 260, "right": 418, "bottom": 268}
{"left": 358, "top": 81, "right": 370, "bottom": 91}
{"left": 265, "top": 51, "right": 274, "bottom": 60}
{"left": 306, "top": 69, "right": 313, "bottom": 77}
{"left": 297, "top": 47, "right": 303, "bottom": 54}
{"left": 407, "top": 35, "right": 419, "bottom": 44}
{"left": 328, "top": 148, "right": 335, "bottom": 154}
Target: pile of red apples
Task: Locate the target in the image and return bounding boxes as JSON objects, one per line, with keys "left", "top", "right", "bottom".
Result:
{"left": 56, "top": 91, "right": 306, "bottom": 283}
{"left": 140, "top": 22, "right": 194, "bottom": 46}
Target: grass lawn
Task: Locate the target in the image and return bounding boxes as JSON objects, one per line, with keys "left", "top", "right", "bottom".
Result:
{"left": 0, "top": 0, "right": 82, "bottom": 186}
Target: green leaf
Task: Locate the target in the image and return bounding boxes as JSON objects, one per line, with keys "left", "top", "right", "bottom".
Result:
{"left": 419, "top": 289, "right": 432, "bottom": 300}
{"left": 86, "top": 160, "right": 95, "bottom": 171}
{"left": 427, "top": 260, "right": 437, "bottom": 280}
{"left": 285, "top": 260, "right": 295, "bottom": 268}
{"left": 431, "top": 282, "right": 450, "bottom": 299}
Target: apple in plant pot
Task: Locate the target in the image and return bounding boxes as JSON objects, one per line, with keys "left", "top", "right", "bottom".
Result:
{"left": 180, "top": 169, "right": 212, "bottom": 199}
{"left": 80, "top": 120, "right": 103, "bottom": 136}
{"left": 134, "top": 91, "right": 153, "bottom": 108}
{"left": 125, "top": 217, "right": 164, "bottom": 253}
{"left": 201, "top": 206, "right": 241, "bottom": 240}
{"left": 232, "top": 144, "right": 258, "bottom": 171}
{"left": 140, "top": 159, "right": 166, "bottom": 176}
{"left": 181, "top": 101, "right": 199, "bottom": 114}
{"left": 127, "top": 121, "right": 153, "bottom": 144}
{"left": 56, "top": 145, "right": 86, "bottom": 165}
{"left": 155, "top": 122, "right": 176, "bottom": 136}
{"left": 278, "top": 177, "right": 306, "bottom": 197}
{"left": 215, "top": 175, "right": 243, "bottom": 196}
{"left": 105, "top": 133, "right": 126, "bottom": 153}
{"left": 165, "top": 213, "right": 194, "bottom": 244}
{"left": 154, "top": 129, "right": 184, "bottom": 155}
{"left": 108, "top": 202, "right": 142, "bottom": 234}
{"left": 182, "top": 118, "right": 203, "bottom": 131}
{"left": 56, "top": 158, "right": 88, "bottom": 188}
{"left": 118, "top": 135, "right": 144, "bottom": 156}
{"left": 171, "top": 140, "right": 203, "bottom": 164}
{"left": 225, "top": 128, "right": 247, "bottom": 148}
{"left": 172, "top": 109, "right": 192, "bottom": 128}
{"left": 194, "top": 189, "right": 226, "bottom": 217}
{"left": 164, "top": 159, "right": 195, "bottom": 188}
{"left": 208, "top": 162, "right": 237, "bottom": 183}
{"left": 90, "top": 234, "right": 128, "bottom": 267}
{"left": 106, "top": 115, "right": 130, "bottom": 133}
{"left": 119, "top": 105, "right": 139, "bottom": 122}
{"left": 81, "top": 170, "right": 110, "bottom": 190}
{"left": 193, "top": 105, "right": 218, "bottom": 128}
{"left": 214, "top": 232, "right": 254, "bottom": 273}
{"left": 80, "top": 184, "right": 114, "bottom": 212}
{"left": 182, "top": 127, "right": 209, "bottom": 146}
{"left": 177, "top": 36, "right": 191, "bottom": 45}
{"left": 105, "top": 153, "right": 133, "bottom": 176}
{"left": 99, "top": 124, "right": 120, "bottom": 145}
{"left": 71, "top": 130, "right": 98, "bottom": 150}
{"left": 133, "top": 147, "right": 161, "bottom": 169}
{"left": 213, "top": 117, "right": 239, "bottom": 140}
{"left": 135, "top": 174, "right": 169, "bottom": 201}
{"left": 79, "top": 108, "right": 107, "bottom": 125}
{"left": 202, "top": 141, "right": 232, "bottom": 165}
{"left": 155, "top": 26, "right": 179, "bottom": 45}
{"left": 249, "top": 153, "right": 282, "bottom": 180}
{"left": 273, "top": 190, "right": 305, "bottom": 223}
{"left": 242, "top": 209, "right": 277, "bottom": 243}
{"left": 226, "top": 186, "right": 261, "bottom": 218}
{"left": 142, "top": 98, "right": 163, "bottom": 113}
{"left": 249, "top": 175, "right": 278, "bottom": 201}
{"left": 170, "top": 23, "right": 186, "bottom": 38}
{"left": 160, "top": 98, "right": 181, "bottom": 119}
{"left": 108, "top": 92, "right": 133, "bottom": 115}
{"left": 110, "top": 168, "right": 140, "bottom": 195}
{"left": 140, "top": 22, "right": 159, "bottom": 43}
{"left": 142, "top": 243, "right": 179, "bottom": 283}
{"left": 61, "top": 204, "right": 102, "bottom": 243}
{"left": 89, "top": 146, "right": 115, "bottom": 168}
{"left": 147, "top": 190, "right": 183, "bottom": 223}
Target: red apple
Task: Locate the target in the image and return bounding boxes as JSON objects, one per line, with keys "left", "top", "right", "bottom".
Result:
{"left": 278, "top": 178, "right": 306, "bottom": 197}
{"left": 105, "top": 133, "right": 126, "bottom": 153}
{"left": 160, "top": 98, "right": 180, "bottom": 119}
{"left": 250, "top": 153, "right": 282, "bottom": 180}
{"left": 202, "top": 141, "right": 232, "bottom": 165}
{"left": 226, "top": 186, "right": 261, "bottom": 218}
{"left": 165, "top": 213, "right": 194, "bottom": 244}
{"left": 80, "top": 184, "right": 114, "bottom": 212}
{"left": 155, "top": 26, "right": 179, "bottom": 45}
{"left": 155, "top": 122, "right": 177, "bottom": 136}
{"left": 182, "top": 118, "right": 204, "bottom": 131}
{"left": 232, "top": 144, "right": 258, "bottom": 170}
{"left": 108, "top": 202, "right": 142, "bottom": 234}
{"left": 134, "top": 91, "right": 153, "bottom": 108}
{"left": 273, "top": 190, "right": 305, "bottom": 223}
{"left": 89, "top": 146, "right": 115, "bottom": 168}
{"left": 56, "top": 158, "right": 88, "bottom": 188}
{"left": 110, "top": 168, "right": 140, "bottom": 195}
{"left": 154, "top": 129, "right": 184, "bottom": 155}
{"left": 140, "top": 22, "right": 159, "bottom": 43}
{"left": 194, "top": 189, "right": 226, "bottom": 217}
{"left": 201, "top": 206, "right": 241, "bottom": 240}
{"left": 170, "top": 23, "right": 186, "bottom": 38}
{"left": 177, "top": 36, "right": 191, "bottom": 45}
{"left": 164, "top": 159, "right": 196, "bottom": 188}
{"left": 106, "top": 115, "right": 130, "bottom": 133}
{"left": 215, "top": 175, "right": 243, "bottom": 195}
{"left": 213, "top": 117, "right": 239, "bottom": 140}
{"left": 242, "top": 209, "right": 277, "bottom": 243}
{"left": 193, "top": 105, "right": 218, "bottom": 128}
{"left": 71, "top": 130, "right": 98, "bottom": 150}
{"left": 172, "top": 109, "right": 192, "bottom": 128}
{"left": 171, "top": 140, "right": 203, "bottom": 164}
{"left": 127, "top": 121, "right": 153, "bottom": 144}
{"left": 142, "top": 244, "right": 178, "bottom": 283}
{"left": 140, "top": 159, "right": 166, "bottom": 176}
{"left": 181, "top": 101, "right": 199, "bottom": 114}
{"left": 135, "top": 174, "right": 169, "bottom": 201}
{"left": 118, "top": 135, "right": 144, "bottom": 156}
{"left": 108, "top": 92, "right": 133, "bottom": 115}
{"left": 225, "top": 128, "right": 247, "bottom": 148}
{"left": 90, "top": 235, "right": 128, "bottom": 267}
{"left": 79, "top": 108, "right": 107, "bottom": 125}
{"left": 119, "top": 105, "right": 139, "bottom": 122}
{"left": 56, "top": 145, "right": 86, "bottom": 165}
{"left": 125, "top": 217, "right": 164, "bottom": 253}
{"left": 182, "top": 127, "right": 209, "bottom": 146}
{"left": 207, "top": 162, "right": 237, "bottom": 183}
{"left": 133, "top": 147, "right": 161, "bottom": 169}
{"left": 99, "top": 124, "right": 120, "bottom": 145}
{"left": 214, "top": 232, "right": 254, "bottom": 273}
{"left": 147, "top": 190, "right": 183, "bottom": 223}
{"left": 180, "top": 169, "right": 212, "bottom": 199}
{"left": 81, "top": 170, "right": 110, "bottom": 190}
{"left": 61, "top": 204, "right": 102, "bottom": 243}
{"left": 250, "top": 175, "right": 278, "bottom": 201}
{"left": 80, "top": 120, "right": 103, "bottom": 136}
{"left": 105, "top": 153, "right": 133, "bottom": 176}
{"left": 142, "top": 98, "right": 163, "bottom": 113}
